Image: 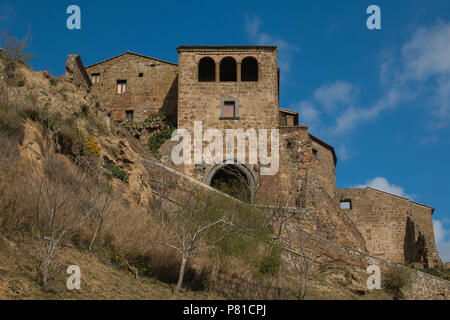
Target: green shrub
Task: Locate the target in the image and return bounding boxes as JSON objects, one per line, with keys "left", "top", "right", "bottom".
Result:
{"left": 49, "top": 77, "right": 57, "bottom": 86}
{"left": 423, "top": 268, "right": 450, "bottom": 281}
{"left": 38, "top": 110, "right": 63, "bottom": 131}
{"left": 383, "top": 265, "right": 411, "bottom": 300}
{"left": 257, "top": 245, "right": 284, "bottom": 276}
{"left": 104, "top": 163, "right": 128, "bottom": 182}
{"left": 148, "top": 126, "right": 175, "bottom": 158}
{"left": 57, "top": 121, "right": 84, "bottom": 157}
{"left": 124, "top": 252, "right": 152, "bottom": 277}
{"left": 0, "top": 102, "right": 24, "bottom": 142}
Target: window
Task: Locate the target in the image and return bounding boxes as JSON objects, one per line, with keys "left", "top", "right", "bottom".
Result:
{"left": 198, "top": 57, "right": 215, "bottom": 82}
{"left": 116, "top": 80, "right": 127, "bottom": 94}
{"left": 220, "top": 57, "right": 237, "bottom": 82}
{"left": 223, "top": 101, "right": 235, "bottom": 117}
{"left": 340, "top": 200, "right": 352, "bottom": 209}
{"left": 139, "top": 73, "right": 144, "bottom": 77}
{"left": 91, "top": 73, "right": 100, "bottom": 83}
{"left": 241, "top": 57, "right": 258, "bottom": 81}
{"left": 125, "top": 110, "right": 134, "bottom": 122}
{"left": 220, "top": 98, "right": 239, "bottom": 119}
{"left": 312, "top": 148, "right": 319, "bottom": 158}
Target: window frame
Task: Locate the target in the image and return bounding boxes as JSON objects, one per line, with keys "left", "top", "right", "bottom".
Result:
{"left": 219, "top": 57, "right": 237, "bottom": 82}
{"left": 312, "top": 148, "right": 320, "bottom": 159}
{"left": 340, "top": 199, "right": 352, "bottom": 210}
{"left": 116, "top": 79, "right": 127, "bottom": 95}
{"left": 125, "top": 110, "right": 134, "bottom": 122}
{"left": 241, "top": 57, "right": 258, "bottom": 82}
{"left": 91, "top": 73, "right": 100, "bottom": 84}
{"left": 219, "top": 98, "right": 240, "bottom": 120}
{"left": 198, "top": 57, "right": 216, "bottom": 82}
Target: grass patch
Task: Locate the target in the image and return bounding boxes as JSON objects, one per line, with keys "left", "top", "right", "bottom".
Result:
{"left": 423, "top": 267, "right": 450, "bottom": 281}
{"left": 104, "top": 163, "right": 128, "bottom": 182}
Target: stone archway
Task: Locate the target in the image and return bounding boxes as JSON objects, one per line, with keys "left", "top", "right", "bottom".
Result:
{"left": 204, "top": 160, "right": 257, "bottom": 203}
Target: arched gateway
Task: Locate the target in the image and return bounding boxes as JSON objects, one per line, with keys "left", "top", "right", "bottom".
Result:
{"left": 203, "top": 160, "right": 258, "bottom": 203}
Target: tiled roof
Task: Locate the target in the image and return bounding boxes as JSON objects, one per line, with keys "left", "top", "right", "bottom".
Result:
{"left": 177, "top": 45, "right": 277, "bottom": 52}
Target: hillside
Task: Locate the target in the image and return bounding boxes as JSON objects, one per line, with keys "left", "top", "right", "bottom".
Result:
{"left": 0, "top": 53, "right": 448, "bottom": 300}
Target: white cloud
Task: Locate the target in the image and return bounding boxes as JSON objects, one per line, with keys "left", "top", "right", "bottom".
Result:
{"left": 336, "top": 144, "right": 351, "bottom": 161}
{"left": 244, "top": 14, "right": 299, "bottom": 75}
{"left": 433, "top": 219, "right": 450, "bottom": 262}
{"left": 398, "top": 21, "right": 450, "bottom": 127}
{"left": 354, "top": 177, "right": 413, "bottom": 199}
{"left": 314, "top": 81, "right": 356, "bottom": 113}
{"left": 297, "top": 101, "right": 320, "bottom": 127}
{"left": 332, "top": 86, "right": 408, "bottom": 135}
{"left": 401, "top": 22, "right": 450, "bottom": 80}
{"left": 433, "top": 219, "right": 446, "bottom": 243}
{"left": 432, "top": 76, "right": 450, "bottom": 127}
{"left": 293, "top": 21, "right": 450, "bottom": 140}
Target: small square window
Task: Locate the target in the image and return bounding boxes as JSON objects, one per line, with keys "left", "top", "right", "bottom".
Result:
{"left": 125, "top": 110, "right": 134, "bottom": 122}
{"left": 220, "top": 98, "right": 239, "bottom": 120}
{"left": 139, "top": 73, "right": 144, "bottom": 77}
{"left": 340, "top": 200, "right": 352, "bottom": 209}
{"left": 223, "top": 101, "right": 235, "bottom": 117}
{"left": 117, "top": 80, "right": 127, "bottom": 94}
{"left": 91, "top": 73, "right": 100, "bottom": 83}
{"left": 312, "top": 148, "right": 319, "bottom": 158}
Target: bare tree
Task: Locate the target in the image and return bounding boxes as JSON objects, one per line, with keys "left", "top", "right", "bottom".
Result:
{"left": 28, "top": 151, "right": 95, "bottom": 290}
{"left": 157, "top": 188, "right": 234, "bottom": 299}
{"left": 83, "top": 159, "right": 123, "bottom": 251}
{"left": 87, "top": 180, "right": 123, "bottom": 251}
{"left": 284, "top": 212, "right": 336, "bottom": 300}
{"left": 28, "top": 140, "right": 120, "bottom": 290}
{"left": 0, "top": 26, "right": 34, "bottom": 64}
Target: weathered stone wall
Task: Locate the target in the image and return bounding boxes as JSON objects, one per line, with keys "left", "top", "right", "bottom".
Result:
{"left": 177, "top": 46, "right": 279, "bottom": 134}
{"left": 176, "top": 46, "right": 280, "bottom": 178}
{"left": 310, "top": 136, "right": 337, "bottom": 200}
{"left": 277, "top": 126, "right": 312, "bottom": 206}
{"left": 86, "top": 52, "right": 178, "bottom": 122}
{"left": 63, "top": 54, "right": 92, "bottom": 91}
{"left": 337, "top": 187, "right": 442, "bottom": 267}
{"left": 121, "top": 116, "right": 167, "bottom": 143}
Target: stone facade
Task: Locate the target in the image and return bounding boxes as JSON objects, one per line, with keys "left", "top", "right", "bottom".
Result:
{"left": 85, "top": 52, "right": 178, "bottom": 122}
{"left": 75, "top": 45, "right": 443, "bottom": 268}
{"left": 338, "top": 188, "right": 441, "bottom": 267}
{"left": 63, "top": 54, "right": 92, "bottom": 91}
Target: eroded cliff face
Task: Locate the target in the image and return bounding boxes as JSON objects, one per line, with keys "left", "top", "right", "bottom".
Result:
{"left": 1, "top": 56, "right": 153, "bottom": 209}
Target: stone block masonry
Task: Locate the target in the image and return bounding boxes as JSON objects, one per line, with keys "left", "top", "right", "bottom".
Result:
{"left": 85, "top": 52, "right": 178, "bottom": 122}
{"left": 71, "top": 44, "right": 444, "bottom": 271}
{"left": 338, "top": 187, "right": 442, "bottom": 267}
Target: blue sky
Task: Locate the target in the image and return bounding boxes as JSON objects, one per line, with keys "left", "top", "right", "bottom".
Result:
{"left": 1, "top": 0, "right": 449, "bottom": 261}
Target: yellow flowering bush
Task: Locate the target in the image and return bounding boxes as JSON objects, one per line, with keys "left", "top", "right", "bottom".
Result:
{"left": 84, "top": 139, "right": 101, "bottom": 156}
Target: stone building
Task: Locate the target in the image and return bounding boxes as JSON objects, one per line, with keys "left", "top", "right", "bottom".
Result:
{"left": 69, "top": 45, "right": 443, "bottom": 267}
{"left": 85, "top": 51, "right": 178, "bottom": 122}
